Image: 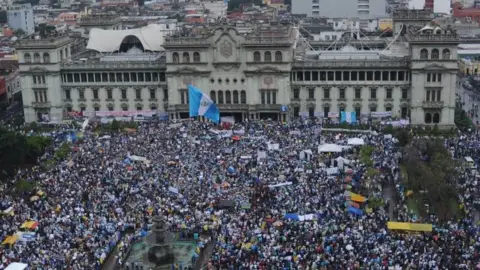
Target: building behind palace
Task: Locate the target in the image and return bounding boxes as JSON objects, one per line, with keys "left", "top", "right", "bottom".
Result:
{"left": 15, "top": 9, "right": 460, "bottom": 127}
{"left": 7, "top": 4, "right": 34, "bottom": 35}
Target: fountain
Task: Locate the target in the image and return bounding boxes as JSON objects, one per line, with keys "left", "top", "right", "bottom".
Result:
{"left": 145, "top": 216, "right": 175, "bottom": 265}
{"left": 123, "top": 216, "right": 198, "bottom": 270}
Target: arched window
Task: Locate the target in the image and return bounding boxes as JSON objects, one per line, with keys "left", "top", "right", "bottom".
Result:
{"left": 431, "top": 49, "right": 439, "bottom": 59}
{"left": 33, "top": 53, "right": 41, "bottom": 63}
{"left": 240, "top": 90, "right": 246, "bottom": 104}
{"left": 233, "top": 90, "right": 239, "bottom": 104}
{"left": 210, "top": 90, "right": 216, "bottom": 103}
{"left": 442, "top": 49, "right": 451, "bottom": 60}
{"left": 65, "top": 47, "right": 68, "bottom": 57}
{"left": 43, "top": 53, "right": 50, "bottom": 63}
{"left": 193, "top": 52, "right": 200, "bottom": 62}
{"left": 172, "top": 52, "right": 179, "bottom": 63}
{"left": 433, "top": 113, "right": 440, "bottom": 123}
{"left": 217, "top": 90, "right": 224, "bottom": 104}
{"left": 425, "top": 113, "right": 432, "bottom": 123}
{"left": 264, "top": 51, "right": 272, "bottom": 62}
{"left": 60, "top": 50, "right": 63, "bottom": 60}
{"left": 253, "top": 51, "right": 261, "bottom": 62}
{"left": 275, "top": 51, "right": 282, "bottom": 62}
{"left": 420, "top": 49, "right": 428, "bottom": 60}
{"left": 225, "top": 90, "right": 231, "bottom": 104}
{"left": 183, "top": 52, "right": 190, "bottom": 63}
{"left": 24, "top": 53, "right": 31, "bottom": 63}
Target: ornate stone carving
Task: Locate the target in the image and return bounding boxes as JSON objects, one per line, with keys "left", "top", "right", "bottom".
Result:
{"left": 182, "top": 77, "right": 193, "bottom": 86}
{"left": 263, "top": 76, "right": 274, "bottom": 87}
{"left": 219, "top": 40, "right": 233, "bottom": 58}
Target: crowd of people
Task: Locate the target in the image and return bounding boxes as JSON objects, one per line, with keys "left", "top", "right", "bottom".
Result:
{"left": 0, "top": 119, "right": 479, "bottom": 269}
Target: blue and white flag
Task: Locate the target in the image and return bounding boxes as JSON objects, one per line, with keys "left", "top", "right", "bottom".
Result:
{"left": 340, "top": 111, "right": 357, "bottom": 123}
{"left": 188, "top": 84, "right": 220, "bottom": 123}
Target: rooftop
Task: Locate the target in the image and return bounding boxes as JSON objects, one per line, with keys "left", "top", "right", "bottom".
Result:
{"left": 15, "top": 36, "right": 72, "bottom": 49}
{"left": 405, "top": 24, "right": 460, "bottom": 43}
{"left": 392, "top": 8, "right": 434, "bottom": 21}
{"left": 78, "top": 15, "right": 122, "bottom": 26}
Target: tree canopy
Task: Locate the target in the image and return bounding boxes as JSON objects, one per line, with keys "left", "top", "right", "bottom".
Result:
{"left": 0, "top": 128, "right": 51, "bottom": 179}
{"left": 402, "top": 139, "right": 460, "bottom": 220}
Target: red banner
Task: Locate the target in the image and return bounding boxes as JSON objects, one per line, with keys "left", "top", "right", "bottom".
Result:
{"left": 0, "top": 77, "right": 6, "bottom": 96}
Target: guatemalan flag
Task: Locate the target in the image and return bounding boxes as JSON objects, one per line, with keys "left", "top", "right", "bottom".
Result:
{"left": 188, "top": 84, "right": 220, "bottom": 123}
{"left": 340, "top": 111, "right": 357, "bottom": 123}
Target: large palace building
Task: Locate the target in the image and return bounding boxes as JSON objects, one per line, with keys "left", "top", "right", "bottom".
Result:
{"left": 16, "top": 9, "right": 460, "bottom": 126}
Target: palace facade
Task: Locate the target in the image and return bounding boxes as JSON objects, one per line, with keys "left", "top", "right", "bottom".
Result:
{"left": 16, "top": 9, "right": 459, "bottom": 127}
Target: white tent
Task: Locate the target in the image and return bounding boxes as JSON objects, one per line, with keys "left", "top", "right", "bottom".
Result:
{"left": 318, "top": 144, "right": 343, "bottom": 153}
{"left": 347, "top": 138, "right": 365, "bottom": 145}
{"left": 5, "top": 263, "right": 28, "bottom": 270}
{"left": 299, "top": 149, "right": 313, "bottom": 160}
{"left": 87, "top": 24, "right": 166, "bottom": 52}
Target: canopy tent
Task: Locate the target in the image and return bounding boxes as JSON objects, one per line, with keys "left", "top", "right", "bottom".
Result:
{"left": 5, "top": 263, "right": 28, "bottom": 270}
{"left": 87, "top": 24, "right": 166, "bottom": 52}
{"left": 387, "top": 222, "right": 433, "bottom": 232}
{"left": 217, "top": 200, "right": 235, "bottom": 209}
{"left": 318, "top": 144, "right": 343, "bottom": 153}
{"left": 2, "top": 235, "right": 18, "bottom": 245}
{"left": 299, "top": 149, "right": 313, "bottom": 160}
{"left": 347, "top": 138, "right": 365, "bottom": 145}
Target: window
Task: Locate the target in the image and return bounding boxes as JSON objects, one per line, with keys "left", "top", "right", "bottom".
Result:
{"left": 425, "top": 113, "right": 432, "bottom": 123}
{"left": 24, "top": 53, "right": 31, "bottom": 63}
{"left": 420, "top": 49, "right": 428, "bottom": 59}
{"left": 233, "top": 90, "right": 239, "bottom": 104}
{"left": 385, "top": 106, "right": 392, "bottom": 112}
{"left": 136, "top": 105, "right": 142, "bottom": 111}
{"left": 138, "top": 73, "right": 144, "bottom": 82}
{"left": 402, "top": 89, "right": 408, "bottom": 99}
{"left": 431, "top": 49, "right": 439, "bottom": 59}
{"left": 225, "top": 90, "right": 231, "bottom": 104}
{"left": 261, "top": 92, "right": 265, "bottom": 104}
{"left": 93, "top": 89, "right": 98, "bottom": 99}
{"left": 398, "top": 71, "right": 405, "bottom": 81}
{"left": 43, "top": 53, "right": 50, "bottom": 63}
{"left": 293, "top": 88, "right": 300, "bottom": 99}
{"left": 107, "top": 89, "right": 113, "bottom": 99}
{"left": 183, "top": 52, "right": 190, "bottom": 62}
{"left": 151, "top": 105, "right": 157, "bottom": 111}
{"left": 65, "top": 89, "right": 70, "bottom": 100}
{"left": 351, "top": 71, "right": 357, "bottom": 81}
{"left": 81, "top": 74, "right": 87, "bottom": 82}
{"left": 193, "top": 52, "right": 200, "bottom": 62}
{"left": 253, "top": 51, "right": 261, "bottom": 62}
{"left": 264, "top": 51, "right": 272, "bottom": 62}
{"left": 210, "top": 91, "right": 216, "bottom": 103}
{"left": 122, "top": 105, "right": 128, "bottom": 111}
{"left": 308, "top": 88, "right": 315, "bottom": 99}
{"left": 108, "top": 105, "right": 114, "bottom": 111}
{"left": 370, "top": 107, "right": 377, "bottom": 113}
{"left": 323, "top": 106, "right": 329, "bottom": 118}
{"left": 121, "top": 89, "right": 127, "bottom": 99}
{"left": 88, "top": 73, "right": 94, "bottom": 82}
{"left": 136, "top": 89, "right": 141, "bottom": 99}
{"left": 390, "top": 71, "right": 397, "bottom": 81}
{"left": 33, "top": 53, "right": 41, "bottom": 63}
{"left": 324, "top": 88, "right": 330, "bottom": 99}
{"left": 79, "top": 89, "right": 85, "bottom": 99}
{"left": 401, "top": 107, "right": 408, "bottom": 118}
{"left": 386, "top": 88, "right": 392, "bottom": 99}
{"left": 240, "top": 90, "right": 246, "bottom": 104}
{"left": 275, "top": 51, "right": 282, "bottom": 62}
{"left": 355, "top": 88, "right": 361, "bottom": 99}
{"left": 94, "top": 105, "right": 100, "bottom": 111}
{"left": 355, "top": 107, "right": 361, "bottom": 118}
{"left": 150, "top": 89, "right": 156, "bottom": 99}
{"left": 308, "top": 107, "right": 314, "bottom": 117}
{"left": 426, "top": 90, "right": 441, "bottom": 101}
{"left": 117, "top": 73, "right": 123, "bottom": 82}
{"left": 218, "top": 90, "right": 224, "bottom": 104}
{"left": 80, "top": 105, "right": 86, "bottom": 112}
{"left": 339, "top": 89, "right": 345, "bottom": 99}
{"left": 370, "top": 88, "right": 377, "bottom": 99}
{"left": 172, "top": 52, "right": 179, "bottom": 63}
{"left": 60, "top": 50, "right": 63, "bottom": 60}
{"left": 442, "top": 49, "right": 451, "bottom": 60}
{"left": 433, "top": 113, "right": 440, "bottom": 123}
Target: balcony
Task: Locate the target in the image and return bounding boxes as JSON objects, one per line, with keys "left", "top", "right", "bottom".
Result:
{"left": 32, "top": 84, "right": 48, "bottom": 89}
{"left": 422, "top": 100, "right": 444, "bottom": 108}
{"left": 217, "top": 104, "right": 249, "bottom": 110}
{"left": 31, "top": 101, "right": 51, "bottom": 108}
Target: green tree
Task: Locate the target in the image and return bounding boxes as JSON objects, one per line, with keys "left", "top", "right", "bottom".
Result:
{"left": 0, "top": 128, "right": 27, "bottom": 177}
{"left": 14, "top": 29, "right": 26, "bottom": 37}
{"left": 111, "top": 119, "right": 120, "bottom": 131}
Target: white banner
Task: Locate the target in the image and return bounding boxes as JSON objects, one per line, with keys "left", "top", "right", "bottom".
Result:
{"left": 95, "top": 110, "right": 157, "bottom": 117}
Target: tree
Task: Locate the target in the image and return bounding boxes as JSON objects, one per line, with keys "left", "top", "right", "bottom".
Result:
{"left": 402, "top": 139, "right": 460, "bottom": 220}
{"left": 0, "top": 128, "right": 27, "bottom": 178}
{"left": 14, "top": 29, "right": 26, "bottom": 37}
{"left": 35, "top": 23, "right": 57, "bottom": 38}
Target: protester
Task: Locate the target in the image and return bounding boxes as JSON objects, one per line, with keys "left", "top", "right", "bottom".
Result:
{"left": 0, "top": 119, "right": 479, "bottom": 270}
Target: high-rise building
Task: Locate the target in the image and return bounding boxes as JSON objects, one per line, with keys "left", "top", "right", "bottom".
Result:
{"left": 292, "top": 0, "right": 386, "bottom": 19}
{"left": 7, "top": 4, "right": 34, "bottom": 35}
